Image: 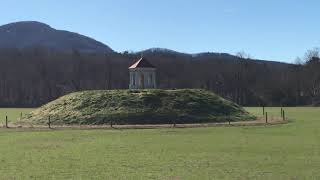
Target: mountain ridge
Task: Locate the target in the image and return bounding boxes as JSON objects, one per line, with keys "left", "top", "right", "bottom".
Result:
{"left": 0, "top": 21, "right": 114, "bottom": 53}
{"left": 0, "top": 21, "right": 289, "bottom": 65}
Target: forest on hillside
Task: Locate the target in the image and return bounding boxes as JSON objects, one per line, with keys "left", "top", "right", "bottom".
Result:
{"left": 0, "top": 47, "right": 319, "bottom": 107}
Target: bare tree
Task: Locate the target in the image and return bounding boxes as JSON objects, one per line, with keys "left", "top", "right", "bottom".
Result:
{"left": 236, "top": 51, "right": 252, "bottom": 60}
{"left": 304, "top": 47, "right": 320, "bottom": 62}
{"left": 294, "top": 57, "right": 304, "bottom": 65}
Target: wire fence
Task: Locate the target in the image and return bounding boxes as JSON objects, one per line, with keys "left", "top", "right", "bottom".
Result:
{"left": 0, "top": 107, "right": 288, "bottom": 130}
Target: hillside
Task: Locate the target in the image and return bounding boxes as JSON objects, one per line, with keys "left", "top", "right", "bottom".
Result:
{"left": 22, "top": 89, "right": 255, "bottom": 125}
{"left": 137, "top": 48, "right": 290, "bottom": 67}
{"left": 0, "top": 21, "right": 113, "bottom": 53}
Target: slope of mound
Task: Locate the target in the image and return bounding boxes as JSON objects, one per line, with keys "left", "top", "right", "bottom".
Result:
{"left": 23, "top": 89, "right": 255, "bottom": 125}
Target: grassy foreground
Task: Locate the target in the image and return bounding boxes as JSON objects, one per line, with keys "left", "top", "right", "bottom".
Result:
{"left": 0, "top": 107, "right": 319, "bottom": 179}
{"left": 23, "top": 89, "right": 254, "bottom": 125}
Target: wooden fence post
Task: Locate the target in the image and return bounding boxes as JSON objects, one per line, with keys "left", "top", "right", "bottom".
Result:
{"left": 5, "top": 115, "right": 8, "bottom": 128}
{"left": 265, "top": 112, "right": 268, "bottom": 124}
{"left": 20, "top": 112, "right": 23, "bottom": 120}
{"left": 283, "top": 111, "right": 285, "bottom": 121}
{"left": 110, "top": 120, "right": 113, "bottom": 128}
{"left": 48, "top": 116, "right": 51, "bottom": 129}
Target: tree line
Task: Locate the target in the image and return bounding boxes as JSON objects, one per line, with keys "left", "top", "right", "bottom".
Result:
{"left": 0, "top": 47, "right": 319, "bottom": 107}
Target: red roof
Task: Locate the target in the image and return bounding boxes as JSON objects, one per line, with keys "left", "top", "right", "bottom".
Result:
{"left": 129, "top": 57, "right": 155, "bottom": 69}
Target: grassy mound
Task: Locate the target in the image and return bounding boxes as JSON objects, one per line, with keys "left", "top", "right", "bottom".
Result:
{"left": 23, "top": 89, "right": 255, "bottom": 125}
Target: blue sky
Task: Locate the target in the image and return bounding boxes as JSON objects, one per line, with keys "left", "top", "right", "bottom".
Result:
{"left": 1, "top": 0, "right": 319, "bottom": 62}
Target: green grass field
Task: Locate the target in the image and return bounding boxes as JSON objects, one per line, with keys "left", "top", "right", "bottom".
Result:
{"left": 0, "top": 107, "right": 319, "bottom": 179}
{"left": 0, "top": 108, "right": 34, "bottom": 123}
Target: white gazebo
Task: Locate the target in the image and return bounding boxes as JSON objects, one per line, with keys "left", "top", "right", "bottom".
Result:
{"left": 129, "top": 57, "right": 156, "bottom": 89}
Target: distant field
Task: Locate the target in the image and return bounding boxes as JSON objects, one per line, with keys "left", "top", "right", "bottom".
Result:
{"left": 0, "top": 107, "right": 319, "bottom": 179}
{"left": 0, "top": 108, "right": 34, "bottom": 123}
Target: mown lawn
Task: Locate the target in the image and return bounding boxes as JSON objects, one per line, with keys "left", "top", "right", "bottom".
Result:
{"left": 0, "top": 107, "right": 319, "bottom": 179}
